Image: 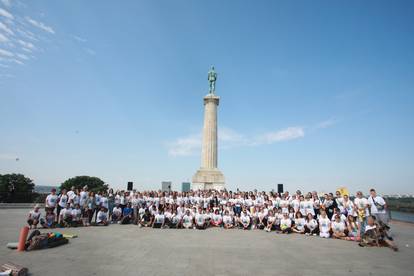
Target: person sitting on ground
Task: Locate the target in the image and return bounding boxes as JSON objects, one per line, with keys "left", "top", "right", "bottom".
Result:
{"left": 169, "top": 209, "right": 181, "bottom": 228}
{"left": 195, "top": 208, "right": 208, "bottom": 230}
{"left": 112, "top": 204, "right": 122, "bottom": 223}
{"left": 240, "top": 209, "right": 251, "bottom": 230}
{"left": 96, "top": 207, "right": 109, "bottom": 226}
{"left": 140, "top": 209, "right": 153, "bottom": 227}
{"left": 292, "top": 211, "right": 306, "bottom": 234}
{"left": 60, "top": 203, "right": 73, "bottom": 227}
{"left": 304, "top": 213, "right": 319, "bottom": 236}
{"left": 182, "top": 210, "right": 194, "bottom": 229}
{"left": 210, "top": 209, "right": 222, "bottom": 227}
{"left": 120, "top": 202, "right": 133, "bottom": 224}
{"left": 318, "top": 210, "right": 331, "bottom": 238}
{"left": 27, "top": 204, "right": 42, "bottom": 229}
{"left": 41, "top": 208, "right": 56, "bottom": 229}
{"left": 265, "top": 210, "right": 276, "bottom": 232}
{"left": 280, "top": 212, "right": 292, "bottom": 234}
{"left": 332, "top": 214, "right": 347, "bottom": 240}
{"left": 359, "top": 215, "right": 398, "bottom": 251}
{"left": 346, "top": 214, "right": 360, "bottom": 241}
{"left": 71, "top": 204, "right": 82, "bottom": 227}
{"left": 222, "top": 210, "right": 234, "bottom": 229}
{"left": 153, "top": 210, "right": 165, "bottom": 228}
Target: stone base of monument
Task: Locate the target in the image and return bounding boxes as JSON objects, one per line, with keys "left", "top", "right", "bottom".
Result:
{"left": 192, "top": 168, "right": 225, "bottom": 191}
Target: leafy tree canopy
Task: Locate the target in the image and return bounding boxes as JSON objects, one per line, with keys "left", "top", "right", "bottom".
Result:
{"left": 0, "top": 173, "right": 35, "bottom": 202}
{"left": 60, "top": 176, "right": 108, "bottom": 193}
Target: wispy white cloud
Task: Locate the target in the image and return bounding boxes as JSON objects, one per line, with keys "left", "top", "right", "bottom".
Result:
{"left": 315, "top": 118, "right": 338, "bottom": 129}
{"left": 168, "top": 126, "right": 305, "bottom": 156}
{"left": 13, "top": 58, "right": 23, "bottom": 65}
{"left": 0, "top": 21, "right": 13, "bottom": 35}
{"left": 84, "top": 47, "right": 96, "bottom": 55}
{"left": 17, "top": 39, "right": 35, "bottom": 49}
{"left": 0, "top": 33, "right": 8, "bottom": 42}
{"left": 25, "top": 16, "right": 54, "bottom": 34}
{"left": 0, "top": 7, "right": 13, "bottom": 19}
{"left": 0, "top": 48, "right": 13, "bottom": 57}
{"left": 72, "top": 35, "right": 86, "bottom": 42}
{"left": 16, "top": 52, "right": 28, "bottom": 60}
{"left": 168, "top": 133, "right": 201, "bottom": 156}
{"left": 1, "top": 0, "right": 11, "bottom": 8}
{"left": 253, "top": 127, "right": 305, "bottom": 145}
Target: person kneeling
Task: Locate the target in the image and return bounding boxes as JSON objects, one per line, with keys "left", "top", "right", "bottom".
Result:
{"left": 182, "top": 210, "right": 194, "bottom": 229}
{"left": 27, "top": 204, "right": 42, "bottom": 229}
{"left": 112, "top": 204, "right": 122, "bottom": 224}
{"left": 96, "top": 207, "right": 109, "bottom": 226}
{"left": 195, "top": 209, "right": 208, "bottom": 230}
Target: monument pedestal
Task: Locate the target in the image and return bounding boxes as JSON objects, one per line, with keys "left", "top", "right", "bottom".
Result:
{"left": 192, "top": 168, "right": 225, "bottom": 191}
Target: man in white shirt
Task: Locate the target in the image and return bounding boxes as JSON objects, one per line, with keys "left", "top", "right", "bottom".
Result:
{"left": 367, "top": 188, "right": 388, "bottom": 224}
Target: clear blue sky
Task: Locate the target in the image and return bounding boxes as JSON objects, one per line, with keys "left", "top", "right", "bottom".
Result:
{"left": 1, "top": 0, "right": 413, "bottom": 195}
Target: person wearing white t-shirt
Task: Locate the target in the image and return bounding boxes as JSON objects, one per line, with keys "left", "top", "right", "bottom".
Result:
{"left": 292, "top": 212, "right": 306, "bottom": 234}
{"left": 318, "top": 210, "right": 331, "bottom": 238}
{"left": 112, "top": 204, "right": 122, "bottom": 223}
{"left": 96, "top": 207, "right": 109, "bottom": 226}
{"left": 57, "top": 189, "right": 68, "bottom": 219}
{"left": 354, "top": 191, "right": 369, "bottom": 235}
{"left": 79, "top": 186, "right": 88, "bottom": 209}
{"left": 222, "top": 210, "right": 234, "bottom": 229}
{"left": 169, "top": 210, "right": 181, "bottom": 228}
{"left": 367, "top": 189, "right": 388, "bottom": 224}
{"left": 332, "top": 215, "right": 346, "bottom": 239}
{"left": 304, "top": 213, "right": 319, "bottom": 236}
{"left": 182, "top": 210, "right": 194, "bottom": 229}
{"left": 239, "top": 210, "right": 251, "bottom": 230}
{"left": 211, "top": 209, "right": 222, "bottom": 227}
{"left": 153, "top": 210, "right": 165, "bottom": 228}
{"left": 343, "top": 195, "right": 355, "bottom": 217}
{"left": 280, "top": 213, "right": 292, "bottom": 234}
{"left": 27, "top": 204, "right": 41, "bottom": 229}
{"left": 60, "top": 204, "right": 73, "bottom": 227}
{"left": 71, "top": 204, "right": 82, "bottom": 226}
{"left": 195, "top": 209, "right": 208, "bottom": 230}
{"left": 45, "top": 188, "right": 58, "bottom": 212}
{"left": 265, "top": 210, "right": 276, "bottom": 232}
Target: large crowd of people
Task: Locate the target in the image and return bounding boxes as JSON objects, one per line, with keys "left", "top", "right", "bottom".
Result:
{"left": 26, "top": 187, "right": 398, "bottom": 250}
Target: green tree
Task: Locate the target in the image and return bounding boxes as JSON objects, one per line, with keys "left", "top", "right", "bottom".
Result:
{"left": 60, "top": 176, "right": 108, "bottom": 193}
{"left": 0, "top": 173, "right": 36, "bottom": 203}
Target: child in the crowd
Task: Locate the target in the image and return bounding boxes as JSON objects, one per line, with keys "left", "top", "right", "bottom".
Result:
{"left": 27, "top": 204, "right": 42, "bottom": 229}
{"left": 292, "top": 212, "right": 306, "bottom": 234}
{"left": 41, "top": 208, "right": 56, "bottom": 228}
{"left": 318, "top": 210, "right": 331, "bottom": 238}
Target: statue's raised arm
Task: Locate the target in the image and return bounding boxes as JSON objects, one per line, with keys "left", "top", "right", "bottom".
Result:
{"left": 208, "top": 66, "right": 217, "bottom": 94}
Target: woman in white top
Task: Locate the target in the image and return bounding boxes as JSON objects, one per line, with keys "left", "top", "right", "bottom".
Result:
{"left": 182, "top": 210, "right": 194, "bottom": 229}
{"left": 292, "top": 212, "right": 306, "bottom": 234}
{"left": 265, "top": 210, "right": 276, "bottom": 232}
{"left": 27, "top": 204, "right": 41, "bottom": 229}
{"left": 222, "top": 210, "right": 234, "bottom": 229}
{"left": 45, "top": 188, "right": 58, "bottom": 212}
{"left": 280, "top": 212, "right": 292, "bottom": 234}
{"left": 332, "top": 215, "right": 346, "bottom": 240}
{"left": 211, "top": 209, "right": 222, "bottom": 227}
{"left": 318, "top": 210, "right": 331, "bottom": 238}
{"left": 304, "top": 213, "right": 319, "bottom": 236}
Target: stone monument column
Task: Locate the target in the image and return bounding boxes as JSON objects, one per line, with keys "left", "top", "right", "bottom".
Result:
{"left": 192, "top": 67, "right": 225, "bottom": 190}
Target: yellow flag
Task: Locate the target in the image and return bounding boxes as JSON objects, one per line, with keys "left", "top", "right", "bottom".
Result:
{"left": 337, "top": 187, "right": 349, "bottom": 197}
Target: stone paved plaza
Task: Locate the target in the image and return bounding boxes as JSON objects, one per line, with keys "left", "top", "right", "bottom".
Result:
{"left": 0, "top": 209, "right": 413, "bottom": 276}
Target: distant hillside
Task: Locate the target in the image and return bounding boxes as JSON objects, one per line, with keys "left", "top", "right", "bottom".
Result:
{"left": 386, "top": 197, "right": 414, "bottom": 213}
{"left": 34, "top": 185, "right": 59, "bottom": 194}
